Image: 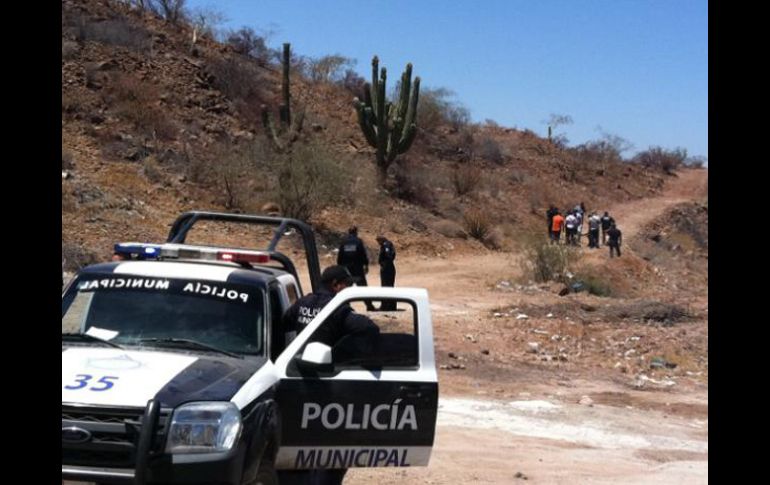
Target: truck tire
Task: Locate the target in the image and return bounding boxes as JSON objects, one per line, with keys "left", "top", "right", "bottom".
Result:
{"left": 245, "top": 439, "right": 278, "bottom": 485}
{"left": 255, "top": 468, "right": 278, "bottom": 485}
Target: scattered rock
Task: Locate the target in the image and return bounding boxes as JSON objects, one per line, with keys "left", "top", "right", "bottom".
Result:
{"left": 514, "top": 471, "right": 528, "bottom": 480}
{"left": 650, "top": 357, "right": 677, "bottom": 369}
{"left": 527, "top": 342, "right": 539, "bottom": 353}
{"left": 550, "top": 282, "right": 570, "bottom": 296}
{"left": 448, "top": 352, "right": 458, "bottom": 359}
{"left": 546, "top": 313, "right": 554, "bottom": 318}
{"left": 579, "top": 395, "right": 594, "bottom": 406}
{"left": 516, "top": 313, "right": 529, "bottom": 320}
{"left": 632, "top": 374, "right": 676, "bottom": 389}
{"left": 580, "top": 303, "right": 597, "bottom": 312}
{"left": 465, "top": 334, "right": 477, "bottom": 343}
{"left": 481, "top": 349, "right": 490, "bottom": 355}
{"left": 62, "top": 171, "right": 71, "bottom": 180}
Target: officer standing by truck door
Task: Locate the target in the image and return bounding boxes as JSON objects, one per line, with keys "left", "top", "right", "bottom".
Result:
{"left": 376, "top": 235, "right": 397, "bottom": 311}
{"left": 281, "top": 265, "right": 380, "bottom": 485}
{"left": 337, "top": 226, "right": 375, "bottom": 311}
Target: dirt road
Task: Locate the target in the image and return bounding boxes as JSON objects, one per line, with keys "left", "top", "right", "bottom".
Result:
{"left": 346, "top": 169, "right": 708, "bottom": 484}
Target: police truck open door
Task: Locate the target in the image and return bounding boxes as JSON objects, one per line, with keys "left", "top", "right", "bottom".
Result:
{"left": 272, "top": 287, "right": 439, "bottom": 470}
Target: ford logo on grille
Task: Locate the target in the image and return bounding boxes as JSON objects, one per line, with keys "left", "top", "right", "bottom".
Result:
{"left": 62, "top": 426, "right": 91, "bottom": 444}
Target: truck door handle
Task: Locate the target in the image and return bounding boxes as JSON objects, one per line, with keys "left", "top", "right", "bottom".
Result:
{"left": 399, "top": 385, "right": 424, "bottom": 399}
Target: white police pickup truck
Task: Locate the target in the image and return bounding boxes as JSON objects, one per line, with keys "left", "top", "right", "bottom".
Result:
{"left": 62, "top": 212, "right": 438, "bottom": 485}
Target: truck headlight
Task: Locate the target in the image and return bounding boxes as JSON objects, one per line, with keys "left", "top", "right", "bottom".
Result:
{"left": 166, "top": 402, "right": 242, "bottom": 454}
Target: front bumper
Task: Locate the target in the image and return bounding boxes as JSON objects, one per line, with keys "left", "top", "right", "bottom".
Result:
{"left": 62, "top": 399, "right": 245, "bottom": 485}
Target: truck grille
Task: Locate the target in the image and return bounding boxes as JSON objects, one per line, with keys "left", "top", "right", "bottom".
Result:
{"left": 62, "top": 405, "right": 169, "bottom": 468}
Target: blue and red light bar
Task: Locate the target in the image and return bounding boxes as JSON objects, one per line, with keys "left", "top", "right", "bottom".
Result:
{"left": 113, "top": 243, "right": 162, "bottom": 260}
{"left": 113, "top": 243, "right": 271, "bottom": 265}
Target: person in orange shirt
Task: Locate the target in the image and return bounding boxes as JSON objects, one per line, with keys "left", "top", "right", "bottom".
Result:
{"left": 551, "top": 211, "right": 565, "bottom": 244}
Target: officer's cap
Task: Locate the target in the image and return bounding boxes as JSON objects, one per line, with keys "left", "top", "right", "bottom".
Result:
{"left": 321, "top": 265, "right": 354, "bottom": 285}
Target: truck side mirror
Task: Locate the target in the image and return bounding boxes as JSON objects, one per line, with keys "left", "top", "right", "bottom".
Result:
{"left": 298, "top": 342, "right": 333, "bottom": 368}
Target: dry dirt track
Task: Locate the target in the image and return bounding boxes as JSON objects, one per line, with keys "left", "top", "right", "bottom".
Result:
{"left": 345, "top": 169, "right": 708, "bottom": 484}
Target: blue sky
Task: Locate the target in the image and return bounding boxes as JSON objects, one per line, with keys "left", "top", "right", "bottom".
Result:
{"left": 187, "top": 0, "right": 708, "bottom": 160}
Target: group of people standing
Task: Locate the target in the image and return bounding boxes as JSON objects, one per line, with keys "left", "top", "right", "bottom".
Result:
{"left": 336, "top": 226, "right": 398, "bottom": 308}
{"left": 547, "top": 204, "right": 623, "bottom": 257}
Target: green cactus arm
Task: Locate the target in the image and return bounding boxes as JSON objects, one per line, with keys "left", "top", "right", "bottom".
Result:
{"left": 396, "top": 63, "right": 413, "bottom": 126}
{"left": 261, "top": 105, "right": 285, "bottom": 152}
{"left": 376, "top": 73, "right": 389, "bottom": 163}
{"left": 397, "top": 123, "right": 418, "bottom": 154}
{"left": 370, "top": 56, "right": 380, "bottom": 118}
{"left": 403, "top": 76, "right": 420, "bottom": 132}
{"left": 281, "top": 43, "right": 291, "bottom": 127}
{"left": 354, "top": 99, "right": 378, "bottom": 147}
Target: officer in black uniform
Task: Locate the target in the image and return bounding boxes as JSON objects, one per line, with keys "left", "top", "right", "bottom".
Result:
{"left": 281, "top": 265, "right": 380, "bottom": 485}
{"left": 337, "top": 226, "right": 375, "bottom": 311}
{"left": 376, "top": 235, "right": 397, "bottom": 311}
{"left": 283, "top": 265, "right": 380, "bottom": 361}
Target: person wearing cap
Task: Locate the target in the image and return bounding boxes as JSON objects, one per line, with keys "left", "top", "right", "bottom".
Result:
{"left": 337, "top": 226, "right": 375, "bottom": 311}
{"left": 280, "top": 265, "right": 380, "bottom": 485}
{"left": 376, "top": 235, "right": 397, "bottom": 311}
{"left": 282, "top": 265, "right": 380, "bottom": 353}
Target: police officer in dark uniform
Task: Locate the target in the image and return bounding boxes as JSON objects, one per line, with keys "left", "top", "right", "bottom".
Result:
{"left": 376, "top": 235, "right": 397, "bottom": 311}
{"left": 601, "top": 211, "right": 615, "bottom": 246}
{"left": 337, "top": 226, "right": 375, "bottom": 311}
{"left": 280, "top": 265, "right": 380, "bottom": 485}
{"left": 283, "top": 265, "right": 380, "bottom": 353}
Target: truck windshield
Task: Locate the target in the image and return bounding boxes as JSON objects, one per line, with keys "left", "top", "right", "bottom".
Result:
{"left": 62, "top": 274, "right": 265, "bottom": 356}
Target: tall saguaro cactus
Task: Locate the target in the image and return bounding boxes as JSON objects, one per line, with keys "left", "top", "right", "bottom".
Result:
{"left": 262, "top": 43, "right": 304, "bottom": 152}
{"left": 354, "top": 56, "right": 420, "bottom": 182}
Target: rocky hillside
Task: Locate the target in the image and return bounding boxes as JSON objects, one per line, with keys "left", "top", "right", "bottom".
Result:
{"left": 62, "top": 0, "right": 669, "bottom": 269}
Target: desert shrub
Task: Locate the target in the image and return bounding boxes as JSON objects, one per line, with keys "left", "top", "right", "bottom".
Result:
{"left": 476, "top": 136, "right": 505, "bottom": 164}
{"left": 432, "top": 219, "right": 467, "bottom": 239}
{"left": 339, "top": 69, "right": 367, "bottom": 95}
{"left": 520, "top": 236, "right": 577, "bottom": 283}
{"left": 205, "top": 140, "right": 271, "bottom": 211}
{"left": 225, "top": 27, "right": 275, "bottom": 65}
{"left": 605, "top": 300, "right": 690, "bottom": 325}
{"left": 206, "top": 57, "right": 263, "bottom": 101}
{"left": 451, "top": 164, "right": 482, "bottom": 196}
{"left": 104, "top": 74, "right": 177, "bottom": 139}
{"left": 573, "top": 271, "right": 613, "bottom": 297}
{"left": 269, "top": 142, "right": 348, "bottom": 221}
{"left": 307, "top": 55, "right": 356, "bottom": 83}
{"left": 684, "top": 156, "right": 707, "bottom": 168}
{"left": 142, "top": 156, "right": 165, "bottom": 184}
{"left": 483, "top": 227, "right": 504, "bottom": 250}
{"left": 416, "top": 87, "right": 469, "bottom": 133}
{"left": 74, "top": 15, "right": 152, "bottom": 52}
{"left": 631, "top": 146, "right": 687, "bottom": 175}
{"left": 205, "top": 57, "right": 266, "bottom": 125}
{"left": 391, "top": 161, "right": 438, "bottom": 208}
{"left": 151, "top": 0, "right": 188, "bottom": 24}
{"left": 463, "top": 208, "right": 491, "bottom": 241}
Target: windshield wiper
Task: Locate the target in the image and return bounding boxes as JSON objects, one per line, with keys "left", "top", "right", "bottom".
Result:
{"left": 136, "top": 338, "right": 242, "bottom": 359}
{"left": 62, "top": 333, "right": 124, "bottom": 349}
